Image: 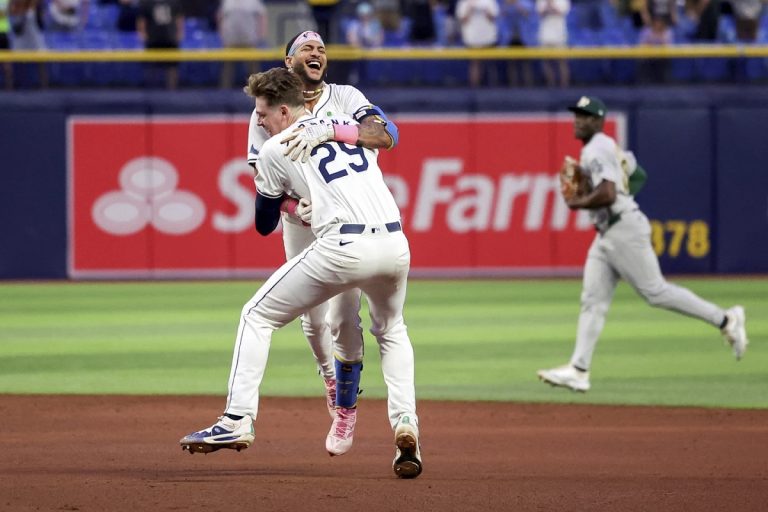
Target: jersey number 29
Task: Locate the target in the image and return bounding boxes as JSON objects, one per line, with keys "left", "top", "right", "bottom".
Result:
{"left": 311, "top": 143, "right": 369, "bottom": 184}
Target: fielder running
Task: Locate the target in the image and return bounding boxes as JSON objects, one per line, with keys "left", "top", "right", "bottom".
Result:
{"left": 246, "top": 30, "right": 400, "bottom": 445}
{"left": 538, "top": 96, "right": 749, "bottom": 392}
{"left": 181, "top": 68, "right": 422, "bottom": 479}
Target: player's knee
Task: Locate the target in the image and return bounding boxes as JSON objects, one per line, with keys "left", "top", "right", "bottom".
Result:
{"left": 329, "top": 314, "right": 363, "bottom": 340}
{"left": 300, "top": 314, "right": 327, "bottom": 340}
{"left": 580, "top": 290, "right": 610, "bottom": 314}
{"left": 639, "top": 286, "right": 668, "bottom": 308}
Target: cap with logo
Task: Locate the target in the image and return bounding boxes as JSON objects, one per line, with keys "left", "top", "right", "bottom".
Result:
{"left": 568, "top": 96, "right": 607, "bottom": 118}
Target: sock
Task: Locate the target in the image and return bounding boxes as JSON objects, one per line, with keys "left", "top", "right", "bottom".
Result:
{"left": 224, "top": 413, "right": 244, "bottom": 421}
{"left": 719, "top": 315, "right": 728, "bottom": 329}
{"left": 573, "top": 365, "right": 588, "bottom": 373}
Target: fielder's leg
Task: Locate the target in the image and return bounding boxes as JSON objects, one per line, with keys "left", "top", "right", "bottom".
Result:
{"left": 571, "top": 235, "right": 620, "bottom": 371}
{"left": 538, "top": 234, "right": 618, "bottom": 392}
{"left": 611, "top": 212, "right": 724, "bottom": 326}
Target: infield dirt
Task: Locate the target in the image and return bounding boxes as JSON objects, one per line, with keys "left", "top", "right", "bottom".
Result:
{"left": 2, "top": 395, "right": 767, "bottom": 511}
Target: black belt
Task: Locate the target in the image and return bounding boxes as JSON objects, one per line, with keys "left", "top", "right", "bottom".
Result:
{"left": 340, "top": 221, "right": 402, "bottom": 234}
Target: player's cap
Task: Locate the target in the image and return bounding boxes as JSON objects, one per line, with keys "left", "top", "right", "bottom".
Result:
{"left": 568, "top": 96, "right": 607, "bottom": 118}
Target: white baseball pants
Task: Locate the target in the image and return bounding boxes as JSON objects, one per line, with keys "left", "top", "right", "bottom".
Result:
{"left": 225, "top": 226, "right": 417, "bottom": 429}
{"left": 571, "top": 209, "right": 726, "bottom": 370}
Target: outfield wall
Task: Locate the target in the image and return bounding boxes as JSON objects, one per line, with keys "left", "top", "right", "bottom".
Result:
{"left": 1, "top": 86, "right": 767, "bottom": 279}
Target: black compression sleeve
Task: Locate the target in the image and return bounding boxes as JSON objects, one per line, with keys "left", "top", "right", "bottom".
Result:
{"left": 254, "top": 193, "right": 284, "bottom": 236}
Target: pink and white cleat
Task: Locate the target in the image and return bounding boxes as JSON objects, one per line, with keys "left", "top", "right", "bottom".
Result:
{"left": 325, "top": 407, "right": 356, "bottom": 456}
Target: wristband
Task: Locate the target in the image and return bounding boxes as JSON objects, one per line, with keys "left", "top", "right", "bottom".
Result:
{"left": 280, "top": 197, "right": 299, "bottom": 215}
{"left": 333, "top": 124, "right": 358, "bottom": 145}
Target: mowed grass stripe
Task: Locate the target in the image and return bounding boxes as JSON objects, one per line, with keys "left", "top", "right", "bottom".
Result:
{"left": 0, "top": 279, "right": 765, "bottom": 408}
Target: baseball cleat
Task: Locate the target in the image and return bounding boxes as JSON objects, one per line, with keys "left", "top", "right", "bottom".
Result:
{"left": 537, "top": 364, "right": 591, "bottom": 392}
{"left": 392, "top": 414, "right": 422, "bottom": 479}
{"left": 324, "top": 377, "right": 337, "bottom": 418}
{"left": 722, "top": 305, "right": 748, "bottom": 360}
{"left": 325, "top": 407, "right": 356, "bottom": 456}
{"left": 180, "top": 415, "right": 255, "bottom": 454}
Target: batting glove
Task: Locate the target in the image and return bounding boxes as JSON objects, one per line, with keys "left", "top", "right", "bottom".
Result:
{"left": 296, "top": 197, "right": 312, "bottom": 225}
{"left": 281, "top": 124, "right": 334, "bottom": 163}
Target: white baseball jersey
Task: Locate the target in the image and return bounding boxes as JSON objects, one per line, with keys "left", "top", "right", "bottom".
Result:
{"left": 257, "top": 114, "right": 401, "bottom": 238}
{"left": 579, "top": 132, "right": 639, "bottom": 232}
{"left": 247, "top": 83, "right": 374, "bottom": 166}
{"left": 247, "top": 83, "right": 377, "bottom": 227}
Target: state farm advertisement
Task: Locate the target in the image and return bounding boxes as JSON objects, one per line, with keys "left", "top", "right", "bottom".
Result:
{"left": 68, "top": 114, "right": 624, "bottom": 278}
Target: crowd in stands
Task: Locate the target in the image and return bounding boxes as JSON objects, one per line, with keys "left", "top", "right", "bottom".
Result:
{"left": 1, "top": 0, "right": 768, "bottom": 89}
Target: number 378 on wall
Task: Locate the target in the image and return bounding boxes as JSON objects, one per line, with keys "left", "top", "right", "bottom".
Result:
{"left": 650, "top": 220, "right": 710, "bottom": 259}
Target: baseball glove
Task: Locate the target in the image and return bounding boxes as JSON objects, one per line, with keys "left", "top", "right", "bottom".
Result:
{"left": 559, "top": 156, "right": 583, "bottom": 200}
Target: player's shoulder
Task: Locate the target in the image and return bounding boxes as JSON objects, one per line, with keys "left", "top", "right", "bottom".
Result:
{"left": 327, "top": 83, "right": 364, "bottom": 96}
{"left": 585, "top": 132, "right": 618, "bottom": 155}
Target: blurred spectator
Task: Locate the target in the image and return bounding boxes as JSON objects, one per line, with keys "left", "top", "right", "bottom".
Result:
{"left": 537, "top": 0, "right": 570, "bottom": 87}
{"left": 403, "top": 0, "right": 436, "bottom": 45}
{"left": 8, "top": 0, "right": 47, "bottom": 87}
{"left": 219, "top": 0, "right": 267, "bottom": 48}
{"left": 456, "top": 0, "right": 499, "bottom": 87}
{"left": 638, "top": 13, "right": 674, "bottom": 43}
{"left": 346, "top": 1, "right": 383, "bottom": 47}
{"left": 573, "top": 0, "right": 607, "bottom": 30}
{"left": 613, "top": 0, "right": 647, "bottom": 29}
{"left": 638, "top": 5, "right": 673, "bottom": 83}
{"left": 375, "top": 0, "right": 402, "bottom": 35}
{"left": 137, "top": 0, "right": 183, "bottom": 89}
{"left": 685, "top": 0, "right": 721, "bottom": 40}
{"left": 1, "top": 0, "right": 13, "bottom": 89}
{"left": 732, "top": 0, "right": 765, "bottom": 41}
{"left": 117, "top": 0, "right": 139, "bottom": 32}
{"left": 500, "top": 0, "right": 534, "bottom": 86}
{"left": 45, "top": 0, "right": 88, "bottom": 31}
{"left": 307, "top": 0, "right": 341, "bottom": 42}
{"left": 641, "top": 0, "right": 677, "bottom": 31}
{"left": 218, "top": 0, "right": 267, "bottom": 89}
{"left": 8, "top": 0, "right": 46, "bottom": 50}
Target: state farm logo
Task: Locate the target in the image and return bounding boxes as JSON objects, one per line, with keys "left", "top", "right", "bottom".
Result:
{"left": 92, "top": 157, "right": 206, "bottom": 236}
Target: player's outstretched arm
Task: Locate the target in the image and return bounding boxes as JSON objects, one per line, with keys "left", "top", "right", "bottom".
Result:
{"left": 281, "top": 105, "right": 400, "bottom": 162}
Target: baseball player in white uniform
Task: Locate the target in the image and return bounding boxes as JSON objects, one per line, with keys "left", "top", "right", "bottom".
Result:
{"left": 246, "top": 31, "right": 400, "bottom": 425}
{"left": 538, "top": 96, "right": 749, "bottom": 392}
{"left": 181, "top": 68, "right": 421, "bottom": 479}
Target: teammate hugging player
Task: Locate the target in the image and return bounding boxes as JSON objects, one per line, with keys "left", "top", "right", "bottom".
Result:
{"left": 245, "top": 31, "right": 401, "bottom": 454}
{"left": 180, "top": 67, "right": 422, "bottom": 479}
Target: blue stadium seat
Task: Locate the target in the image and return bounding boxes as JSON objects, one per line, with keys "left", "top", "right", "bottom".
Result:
{"left": 86, "top": 4, "right": 119, "bottom": 30}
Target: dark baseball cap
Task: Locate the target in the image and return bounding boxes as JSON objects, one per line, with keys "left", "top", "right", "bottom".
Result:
{"left": 568, "top": 96, "right": 607, "bottom": 118}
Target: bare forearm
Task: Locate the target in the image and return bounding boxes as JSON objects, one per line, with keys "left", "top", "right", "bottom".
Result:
{"left": 356, "top": 119, "right": 393, "bottom": 149}
{"left": 566, "top": 182, "right": 616, "bottom": 210}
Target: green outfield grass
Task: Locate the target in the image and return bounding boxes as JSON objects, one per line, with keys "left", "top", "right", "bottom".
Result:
{"left": 1, "top": 279, "right": 765, "bottom": 408}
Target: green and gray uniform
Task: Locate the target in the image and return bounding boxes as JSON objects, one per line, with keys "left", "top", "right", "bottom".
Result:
{"left": 569, "top": 132, "right": 727, "bottom": 370}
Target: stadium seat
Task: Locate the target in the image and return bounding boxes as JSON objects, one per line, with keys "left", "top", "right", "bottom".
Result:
{"left": 85, "top": 4, "right": 118, "bottom": 30}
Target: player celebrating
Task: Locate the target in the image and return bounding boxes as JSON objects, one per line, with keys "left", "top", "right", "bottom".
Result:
{"left": 181, "top": 68, "right": 422, "bottom": 479}
{"left": 245, "top": 30, "right": 400, "bottom": 453}
{"left": 538, "top": 96, "right": 749, "bottom": 392}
